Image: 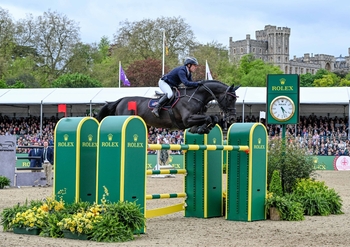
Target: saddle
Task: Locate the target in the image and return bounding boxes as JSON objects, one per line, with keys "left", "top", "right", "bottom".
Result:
{"left": 148, "top": 88, "right": 180, "bottom": 109}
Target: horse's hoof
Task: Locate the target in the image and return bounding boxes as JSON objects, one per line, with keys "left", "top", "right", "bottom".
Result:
{"left": 189, "top": 126, "right": 198, "bottom": 133}
{"left": 212, "top": 116, "right": 219, "bottom": 124}
{"left": 197, "top": 126, "right": 209, "bottom": 134}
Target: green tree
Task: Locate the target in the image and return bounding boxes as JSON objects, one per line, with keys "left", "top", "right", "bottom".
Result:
{"left": 300, "top": 73, "right": 314, "bottom": 87}
{"left": 65, "top": 42, "right": 99, "bottom": 74}
{"left": 84, "top": 37, "right": 120, "bottom": 87}
{"left": 215, "top": 60, "right": 242, "bottom": 86}
{"left": 4, "top": 55, "right": 40, "bottom": 87}
{"left": 314, "top": 69, "right": 329, "bottom": 80}
{"left": 0, "top": 7, "right": 16, "bottom": 78}
{"left": 25, "top": 10, "right": 81, "bottom": 86}
{"left": 52, "top": 73, "right": 102, "bottom": 88}
{"left": 313, "top": 74, "right": 340, "bottom": 87}
{"left": 191, "top": 41, "right": 229, "bottom": 80}
{"left": 112, "top": 16, "right": 196, "bottom": 68}
{"left": 239, "top": 55, "right": 283, "bottom": 86}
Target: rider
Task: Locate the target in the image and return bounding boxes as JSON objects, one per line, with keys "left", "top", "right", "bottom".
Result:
{"left": 152, "top": 57, "right": 200, "bottom": 117}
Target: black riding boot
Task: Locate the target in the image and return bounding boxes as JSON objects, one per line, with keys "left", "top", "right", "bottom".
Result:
{"left": 152, "top": 94, "right": 169, "bottom": 117}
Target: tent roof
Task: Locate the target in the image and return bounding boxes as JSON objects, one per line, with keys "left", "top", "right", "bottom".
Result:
{"left": 1, "top": 87, "right": 350, "bottom": 105}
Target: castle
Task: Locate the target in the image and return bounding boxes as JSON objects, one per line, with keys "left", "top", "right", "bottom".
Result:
{"left": 229, "top": 25, "right": 350, "bottom": 75}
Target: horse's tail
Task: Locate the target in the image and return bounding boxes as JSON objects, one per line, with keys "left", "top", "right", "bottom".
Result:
{"left": 96, "top": 99, "right": 122, "bottom": 122}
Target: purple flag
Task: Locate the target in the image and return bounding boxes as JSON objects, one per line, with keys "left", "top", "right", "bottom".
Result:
{"left": 120, "top": 65, "right": 130, "bottom": 86}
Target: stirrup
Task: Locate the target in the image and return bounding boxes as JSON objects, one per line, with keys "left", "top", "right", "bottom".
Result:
{"left": 152, "top": 108, "right": 160, "bottom": 117}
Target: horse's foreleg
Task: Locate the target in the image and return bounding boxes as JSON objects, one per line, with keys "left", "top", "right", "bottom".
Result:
{"left": 186, "top": 114, "right": 213, "bottom": 134}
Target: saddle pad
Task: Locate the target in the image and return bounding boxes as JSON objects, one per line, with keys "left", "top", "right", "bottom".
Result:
{"left": 148, "top": 89, "right": 180, "bottom": 109}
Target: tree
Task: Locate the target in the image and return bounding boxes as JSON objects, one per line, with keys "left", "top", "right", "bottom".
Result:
{"left": 52, "top": 73, "right": 102, "bottom": 88}
{"left": 191, "top": 41, "right": 230, "bottom": 81}
{"left": 0, "top": 7, "right": 15, "bottom": 78}
{"left": 126, "top": 58, "right": 168, "bottom": 86}
{"left": 28, "top": 10, "right": 81, "bottom": 86}
{"left": 300, "top": 73, "right": 314, "bottom": 87}
{"left": 239, "top": 55, "right": 283, "bottom": 86}
{"left": 112, "top": 16, "right": 196, "bottom": 68}
{"left": 65, "top": 42, "right": 99, "bottom": 74}
{"left": 313, "top": 74, "right": 341, "bottom": 87}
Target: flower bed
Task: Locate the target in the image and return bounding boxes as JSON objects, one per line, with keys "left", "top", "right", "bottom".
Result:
{"left": 0, "top": 187, "right": 145, "bottom": 242}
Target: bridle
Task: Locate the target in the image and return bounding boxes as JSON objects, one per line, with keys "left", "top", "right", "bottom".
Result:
{"left": 183, "top": 82, "right": 239, "bottom": 115}
{"left": 217, "top": 86, "right": 239, "bottom": 114}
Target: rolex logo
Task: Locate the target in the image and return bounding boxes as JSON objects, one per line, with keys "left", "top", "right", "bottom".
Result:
{"left": 88, "top": 134, "right": 93, "bottom": 141}
{"left": 133, "top": 134, "right": 138, "bottom": 142}
{"left": 280, "top": 78, "right": 286, "bottom": 85}
{"left": 64, "top": 134, "right": 69, "bottom": 141}
{"left": 213, "top": 138, "right": 216, "bottom": 144}
{"left": 108, "top": 134, "right": 113, "bottom": 141}
{"left": 258, "top": 138, "right": 261, "bottom": 144}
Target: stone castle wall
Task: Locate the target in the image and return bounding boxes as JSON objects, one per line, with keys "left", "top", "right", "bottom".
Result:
{"left": 229, "top": 25, "right": 350, "bottom": 75}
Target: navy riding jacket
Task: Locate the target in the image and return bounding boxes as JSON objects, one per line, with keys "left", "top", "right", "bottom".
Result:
{"left": 161, "top": 65, "right": 198, "bottom": 87}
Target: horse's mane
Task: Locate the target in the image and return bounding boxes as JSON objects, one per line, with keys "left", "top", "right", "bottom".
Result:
{"left": 178, "top": 80, "right": 228, "bottom": 91}
{"left": 201, "top": 80, "right": 228, "bottom": 87}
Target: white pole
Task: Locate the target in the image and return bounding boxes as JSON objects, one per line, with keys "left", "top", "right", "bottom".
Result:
{"left": 205, "top": 60, "right": 208, "bottom": 80}
{"left": 162, "top": 30, "right": 165, "bottom": 76}
{"left": 118, "top": 61, "right": 121, "bottom": 88}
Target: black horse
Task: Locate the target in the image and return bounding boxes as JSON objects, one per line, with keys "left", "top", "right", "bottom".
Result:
{"left": 97, "top": 80, "right": 239, "bottom": 134}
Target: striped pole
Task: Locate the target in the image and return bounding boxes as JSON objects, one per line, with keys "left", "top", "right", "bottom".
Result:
{"left": 148, "top": 144, "right": 249, "bottom": 153}
{"left": 146, "top": 169, "right": 187, "bottom": 175}
{"left": 146, "top": 193, "right": 187, "bottom": 200}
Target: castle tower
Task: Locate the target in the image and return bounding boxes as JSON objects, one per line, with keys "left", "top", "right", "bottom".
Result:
{"left": 256, "top": 25, "right": 291, "bottom": 73}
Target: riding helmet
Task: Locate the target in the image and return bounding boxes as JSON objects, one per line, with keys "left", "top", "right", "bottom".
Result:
{"left": 184, "top": 57, "right": 199, "bottom": 66}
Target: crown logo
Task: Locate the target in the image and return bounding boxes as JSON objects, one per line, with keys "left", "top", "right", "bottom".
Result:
{"left": 88, "top": 134, "right": 93, "bottom": 141}
{"left": 280, "top": 78, "right": 286, "bottom": 85}
{"left": 169, "top": 156, "right": 173, "bottom": 162}
{"left": 258, "top": 138, "right": 261, "bottom": 144}
{"left": 64, "top": 134, "right": 69, "bottom": 141}
{"left": 108, "top": 134, "right": 113, "bottom": 141}
{"left": 133, "top": 134, "right": 138, "bottom": 142}
{"left": 213, "top": 138, "right": 216, "bottom": 144}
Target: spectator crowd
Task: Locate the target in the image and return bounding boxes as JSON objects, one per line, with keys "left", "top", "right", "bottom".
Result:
{"left": 1, "top": 113, "right": 349, "bottom": 156}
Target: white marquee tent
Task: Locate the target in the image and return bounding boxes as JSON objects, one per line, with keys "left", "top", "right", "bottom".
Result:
{"left": 0, "top": 87, "right": 350, "bottom": 119}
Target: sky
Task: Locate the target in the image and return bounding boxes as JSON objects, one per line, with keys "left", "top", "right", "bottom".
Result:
{"left": 1, "top": 0, "right": 350, "bottom": 59}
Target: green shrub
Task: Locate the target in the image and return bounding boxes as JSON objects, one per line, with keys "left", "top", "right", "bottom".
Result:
{"left": 89, "top": 201, "right": 145, "bottom": 242}
{"left": 268, "top": 138, "right": 315, "bottom": 193}
{"left": 265, "top": 193, "right": 304, "bottom": 221}
{"left": 269, "top": 170, "right": 283, "bottom": 197}
{"left": 291, "top": 178, "right": 343, "bottom": 216}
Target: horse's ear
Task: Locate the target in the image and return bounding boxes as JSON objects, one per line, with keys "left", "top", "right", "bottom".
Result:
{"left": 230, "top": 85, "right": 241, "bottom": 92}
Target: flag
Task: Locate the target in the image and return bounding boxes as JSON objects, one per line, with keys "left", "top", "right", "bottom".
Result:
{"left": 205, "top": 60, "right": 213, "bottom": 80}
{"left": 58, "top": 104, "right": 66, "bottom": 117}
{"left": 120, "top": 65, "right": 130, "bottom": 86}
{"left": 128, "top": 101, "right": 137, "bottom": 115}
{"left": 164, "top": 37, "right": 169, "bottom": 56}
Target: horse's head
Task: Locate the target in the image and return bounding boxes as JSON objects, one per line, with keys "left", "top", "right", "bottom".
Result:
{"left": 218, "top": 84, "right": 240, "bottom": 124}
